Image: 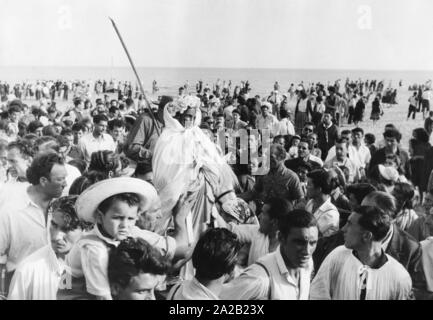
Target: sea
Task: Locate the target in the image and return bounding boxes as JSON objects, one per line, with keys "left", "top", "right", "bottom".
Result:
{"left": 0, "top": 66, "right": 431, "bottom": 97}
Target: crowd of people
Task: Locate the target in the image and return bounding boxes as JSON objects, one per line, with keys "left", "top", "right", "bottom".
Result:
{"left": 0, "top": 76, "right": 432, "bottom": 300}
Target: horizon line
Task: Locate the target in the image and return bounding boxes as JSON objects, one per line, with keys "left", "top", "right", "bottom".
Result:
{"left": 0, "top": 65, "right": 432, "bottom": 72}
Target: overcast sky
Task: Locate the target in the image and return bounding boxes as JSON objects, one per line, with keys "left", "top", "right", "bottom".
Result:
{"left": 1, "top": 0, "right": 432, "bottom": 70}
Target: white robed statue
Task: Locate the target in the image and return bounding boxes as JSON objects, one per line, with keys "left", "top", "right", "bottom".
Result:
{"left": 152, "top": 96, "right": 239, "bottom": 271}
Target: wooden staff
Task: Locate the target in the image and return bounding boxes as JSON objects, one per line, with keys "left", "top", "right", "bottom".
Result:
{"left": 109, "top": 17, "right": 161, "bottom": 136}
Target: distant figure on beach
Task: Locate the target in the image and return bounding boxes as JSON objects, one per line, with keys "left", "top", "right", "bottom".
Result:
{"left": 370, "top": 94, "right": 383, "bottom": 125}
{"left": 152, "top": 80, "right": 158, "bottom": 95}
{"left": 408, "top": 91, "right": 418, "bottom": 120}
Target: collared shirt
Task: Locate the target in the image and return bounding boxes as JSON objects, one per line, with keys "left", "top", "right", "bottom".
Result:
{"left": 256, "top": 114, "right": 280, "bottom": 137}
{"left": 220, "top": 247, "right": 313, "bottom": 300}
{"left": 168, "top": 277, "right": 220, "bottom": 300}
{"left": 305, "top": 198, "right": 339, "bottom": 237}
{"left": 78, "top": 133, "right": 116, "bottom": 162}
{"left": 324, "top": 156, "right": 359, "bottom": 183}
{"left": 65, "top": 225, "right": 176, "bottom": 298}
{"left": 277, "top": 118, "right": 295, "bottom": 136}
{"left": 8, "top": 245, "right": 65, "bottom": 300}
{"left": 325, "top": 144, "right": 371, "bottom": 169}
{"left": 0, "top": 187, "right": 50, "bottom": 272}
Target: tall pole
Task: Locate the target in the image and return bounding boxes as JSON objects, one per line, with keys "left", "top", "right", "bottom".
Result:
{"left": 109, "top": 17, "right": 161, "bottom": 136}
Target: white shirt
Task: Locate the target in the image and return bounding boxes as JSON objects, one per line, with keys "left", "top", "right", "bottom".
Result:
{"left": 305, "top": 198, "right": 339, "bottom": 237}
{"left": 78, "top": 133, "right": 116, "bottom": 163}
{"left": 63, "top": 164, "right": 81, "bottom": 196}
{"left": 220, "top": 247, "right": 313, "bottom": 300}
{"left": 256, "top": 115, "right": 280, "bottom": 137}
{"left": 277, "top": 118, "right": 295, "bottom": 136}
{"left": 0, "top": 187, "right": 50, "bottom": 271}
{"left": 325, "top": 144, "right": 370, "bottom": 169}
{"left": 310, "top": 246, "right": 413, "bottom": 300}
{"left": 420, "top": 237, "right": 433, "bottom": 292}
{"left": 8, "top": 245, "right": 65, "bottom": 300}
{"left": 324, "top": 156, "right": 359, "bottom": 183}
{"left": 66, "top": 225, "right": 176, "bottom": 297}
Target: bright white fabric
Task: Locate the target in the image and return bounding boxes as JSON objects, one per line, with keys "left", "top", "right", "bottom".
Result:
{"left": 310, "top": 246, "right": 413, "bottom": 300}
{"left": 63, "top": 164, "right": 81, "bottom": 196}
{"left": 420, "top": 237, "right": 433, "bottom": 292}
{"left": 0, "top": 187, "right": 50, "bottom": 271}
{"left": 220, "top": 247, "right": 313, "bottom": 300}
{"left": 8, "top": 245, "right": 65, "bottom": 300}
{"left": 325, "top": 144, "right": 370, "bottom": 169}
{"left": 305, "top": 198, "right": 339, "bottom": 237}
{"left": 78, "top": 133, "right": 116, "bottom": 162}
{"left": 277, "top": 118, "right": 295, "bottom": 136}
{"left": 152, "top": 105, "right": 237, "bottom": 230}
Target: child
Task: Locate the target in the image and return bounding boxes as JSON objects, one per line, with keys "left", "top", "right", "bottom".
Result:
{"left": 288, "top": 135, "right": 301, "bottom": 159}
{"left": 58, "top": 177, "right": 190, "bottom": 300}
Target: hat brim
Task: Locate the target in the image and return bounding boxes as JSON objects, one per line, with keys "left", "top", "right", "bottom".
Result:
{"left": 76, "top": 177, "right": 158, "bottom": 223}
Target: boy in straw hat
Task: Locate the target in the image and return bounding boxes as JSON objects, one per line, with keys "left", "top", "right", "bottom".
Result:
{"left": 58, "top": 177, "right": 192, "bottom": 300}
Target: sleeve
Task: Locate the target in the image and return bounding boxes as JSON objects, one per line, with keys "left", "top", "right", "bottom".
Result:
{"left": 7, "top": 268, "right": 28, "bottom": 300}
{"left": 396, "top": 269, "right": 414, "bottom": 300}
{"left": 317, "top": 210, "right": 340, "bottom": 238}
{"left": 132, "top": 227, "right": 177, "bottom": 260}
{"left": 310, "top": 249, "right": 337, "bottom": 300}
{"left": 124, "top": 117, "right": 152, "bottom": 162}
{"left": 77, "top": 140, "right": 87, "bottom": 162}
{"left": 80, "top": 244, "right": 112, "bottom": 298}
{"left": 219, "top": 264, "right": 270, "bottom": 300}
{"left": 0, "top": 212, "right": 11, "bottom": 258}
{"left": 228, "top": 223, "right": 258, "bottom": 244}
{"left": 286, "top": 174, "right": 303, "bottom": 201}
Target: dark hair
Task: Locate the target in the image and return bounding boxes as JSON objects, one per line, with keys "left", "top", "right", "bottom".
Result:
{"left": 108, "top": 119, "right": 125, "bottom": 131}
{"left": 278, "top": 209, "right": 317, "bottom": 239}
{"left": 383, "top": 128, "right": 402, "bottom": 142}
{"left": 8, "top": 140, "right": 34, "bottom": 158}
{"left": 412, "top": 128, "right": 429, "bottom": 144}
{"left": 72, "top": 123, "right": 86, "bottom": 133}
{"left": 280, "top": 108, "right": 289, "bottom": 118}
{"left": 340, "top": 129, "right": 351, "bottom": 136}
{"left": 42, "top": 125, "right": 58, "bottom": 137}
{"left": 362, "top": 191, "right": 397, "bottom": 218}
{"left": 93, "top": 114, "right": 109, "bottom": 124}
{"left": 264, "top": 197, "right": 293, "bottom": 220}
{"left": 192, "top": 228, "right": 240, "bottom": 280}
{"left": 68, "top": 171, "right": 106, "bottom": 195}
{"left": 68, "top": 159, "right": 87, "bottom": 174}
{"left": 49, "top": 195, "right": 92, "bottom": 231}
{"left": 351, "top": 127, "right": 364, "bottom": 135}
{"left": 270, "top": 143, "right": 286, "bottom": 160}
{"left": 88, "top": 150, "right": 120, "bottom": 176}
{"left": 108, "top": 237, "right": 170, "bottom": 289}
{"left": 26, "top": 152, "right": 64, "bottom": 185}
{"left": 8, "top": 105, "right": 22, "bottom": 115}
{"left": 307, "top": 169, "right": 334, "bottom": 195}
{"left": 355, "top": 206, "right": 391, "bottom": 241}
{"left": 28, "top": 120, "right": 44, "bottom": 133}
{"left": 393, "top": 182, "right": 415, "bottom": 210}
{"left": 98, "top": 193, "right": 141, "bottom": 215}
{"left": 346, "top": 183, "right": 377, "bottom": 205}
{"left": 61, "top": 128, "right": 74, "bottom": 137}
{"left": 364, "top": 133, "right": 376, "bottom": 144}
{"left": 334, "top": 137, "right": 347, "bottom": 145}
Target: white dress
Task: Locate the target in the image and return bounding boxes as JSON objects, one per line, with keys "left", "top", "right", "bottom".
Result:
{"left": 310, "top": 246, "right": 412, "bottom": 300}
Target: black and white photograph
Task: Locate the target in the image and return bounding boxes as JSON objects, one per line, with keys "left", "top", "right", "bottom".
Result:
{"left": 0, "top": 0, "right": 432, "bottom": 304}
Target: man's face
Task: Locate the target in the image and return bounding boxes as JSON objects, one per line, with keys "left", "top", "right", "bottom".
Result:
{"left": 74, "top": 129, "right": 84, "bottom": 142}
{"left": 335, "top": 143, "right": 347, "bottom": 161}
{"left": 297, "top": 168, "right": 309, "bottom": 182}
{"left": 137, "top": 199, "right": 162, "bottom": 233}
{"left": 0, "top": 149, "right": 7, "bottom": 168}
{"left": 270, "top": 146, "right": 283, "bottom": 169}
{"left": 64, "top": 134, "right": 74, "bottom": 146}
{"left": 385, "top": 137, "right": 398, "bottom": 152}
{"left": 342, "top": 212, "right": 365, "bottom": 250}
{"left": 279, "top": 227, "right": 318, "bottom": 268}
{"left": 10, "top": 111, "right": 20, "bottom": 123}
{"left": 275, "top": 137, "right": 285, "bottom": 147}
{"left": 342, "top": 133, "right": 352, "bottom": 145}
{"left": 7, "top": 148, "right": 31, "bottom": 178}
{"left": 111, "top": 126, "right": 124, "bottom": 141}
{"left": 34, "top": 127, "right": 43, "bottom": 137}
{"left": 303, "top": 126, "right": 314, "bottom": 136}
{"left": 183, "top": 115, "right": 194, "bottom": 129}
{"left": 233, "top": 113, "right": 240, "bottom": 122}
{"left": 94, "top": 121, "right": 108, "bottom": 136}
{"left": 261, "top": 107, "right": 269, "bottom": 117}
{"left": 50, "top": 210, "right": 82, "bottom": 255}
{"left": 306, "top": 177, "right": 318, "bottom": 199}
{"left": 352, "top": 132, "right": 363, "bottom": 145}
{"left": 97, "top": 200, "right": 139, "bottom": 241}
{"left": 258, "top": 204, "right": 275, "bottom": 235}
{"left": 114, "top": 273, "right": 160, "bottom": 300}
{"left": 111, "top": 101, "right": 118, "bottom": 108}
{"left": 217, "top": 116, "right": 225, "bottom": 126}
{"left": 298, "top": 142, "right": 310, "bottom": 158}
{"left": 323, "top": 114, "right": 331, "bottom": 125}
{"left": 42, "top": 164, "right": 68, "bottom": 199}
{"left": 307, "top": 134, "right": 317, "bottom": 147}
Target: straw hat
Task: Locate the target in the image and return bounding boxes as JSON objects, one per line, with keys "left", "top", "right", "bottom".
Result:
{"left": 76, "top": 177, "right": 158, "bottom": 223}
